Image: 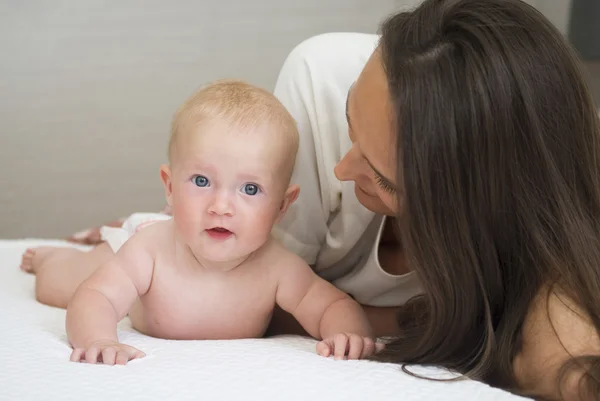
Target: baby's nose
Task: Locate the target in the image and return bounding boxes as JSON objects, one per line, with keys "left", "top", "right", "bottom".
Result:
{"left": 208, "top": 194, "right": 235, "bottom": 217}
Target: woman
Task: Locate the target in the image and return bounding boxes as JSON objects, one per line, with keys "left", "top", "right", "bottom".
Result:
{"left": 23, "top": 0, "right": 600, "bottom": 399}
{"left": 270, "top": 0, "right": 600, "bottom": 399}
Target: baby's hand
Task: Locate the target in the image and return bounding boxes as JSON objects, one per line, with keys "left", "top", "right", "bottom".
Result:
{"left": 70, "top": 339, "right": 145, "bottom": 365}
{"left": 316, "top": 333, "right": 385, "bottom": 360}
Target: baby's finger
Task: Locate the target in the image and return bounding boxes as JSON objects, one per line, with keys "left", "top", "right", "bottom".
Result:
{"left": 70, "top": 348, "right": 84, "bottom": 363}
{"left": 101, "top": 347, "right": 117, "bottom": 366}
{"left": 347, "top": 335, "right": 364, "bottom": 360}
{"left": 316, "top": 340, "right": 332, "bottom": 357}
{"left": 360, "top": 337, "right": 376, "bottom": 359}
{"left": 126, "top": 346, "right": 145, "bottom": 362}
{"left": 333, "top": 334, "right": 349, "bottom": 360}
{"left": 375, "top": 341, "right": 386, "bottom": 352}
{"left": 131, "top": 348, "right": 146, "bottom": 359}
{"left": 116, "top": 351, "right": 130, "bottom": 365}
{"left": 85, "top": 346, "right": 101, "bottom": 364}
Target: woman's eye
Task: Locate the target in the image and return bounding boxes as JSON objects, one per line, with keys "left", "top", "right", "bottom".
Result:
{"left": 242, "top": 183, "right": 259, "bottom": 196}
{"left": 193, "top": 175, "right": 209, "bottom": 187}
{"left": 375, "top": 175, "right": 395, "bottom": 194}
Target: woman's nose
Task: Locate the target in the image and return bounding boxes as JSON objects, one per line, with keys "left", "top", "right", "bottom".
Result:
{"left": 334, "top": 145, "right": 361, "bottom": 182}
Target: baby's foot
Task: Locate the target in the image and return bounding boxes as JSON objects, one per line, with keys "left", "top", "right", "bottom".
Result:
{"left": 20, "top": 247, "right": 57, "bottom": 274}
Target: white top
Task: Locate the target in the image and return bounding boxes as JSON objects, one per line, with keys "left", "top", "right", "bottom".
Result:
{"left": 271, "top": 32, "right": 422, "bottom": 307}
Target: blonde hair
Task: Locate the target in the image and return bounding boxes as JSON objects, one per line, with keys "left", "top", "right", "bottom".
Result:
{"left": 168, "top": 79, "right": 299, "bottom": 166}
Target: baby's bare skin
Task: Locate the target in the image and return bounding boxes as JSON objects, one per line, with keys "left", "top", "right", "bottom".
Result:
{"left": 67, "top": 218, "right": 377, "bottom": 365}
{"left": 127, "top": 221, "right": 286, "bottom": 341}
{"left": 62, "top": 81, "right": 379, "bottom": 365}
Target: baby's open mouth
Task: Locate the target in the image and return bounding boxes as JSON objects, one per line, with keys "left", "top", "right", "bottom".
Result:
{"left": 206, "top": 227, "right": 233, "bottom": 239}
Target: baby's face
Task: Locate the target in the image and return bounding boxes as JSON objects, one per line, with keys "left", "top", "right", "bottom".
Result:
{"left": 164, "top": 118, "right": 296, "bottom": 264}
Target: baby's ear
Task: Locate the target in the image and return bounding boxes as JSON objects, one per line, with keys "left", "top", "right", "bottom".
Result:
{"left": 159, "top": 164, "right": 174, "bottom": 206}
{"left": 278, "top": 184, "right": 300, "bottom": 221}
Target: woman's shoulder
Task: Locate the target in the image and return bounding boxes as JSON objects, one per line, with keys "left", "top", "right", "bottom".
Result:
{"left": 513, "top": 285, "right": 600, "bottom": 399}
{"left": 277, "top": 32, "right": 380, "bottom": 81}
{"left": 287, "top": 32, "right": 379, "bottom": 56}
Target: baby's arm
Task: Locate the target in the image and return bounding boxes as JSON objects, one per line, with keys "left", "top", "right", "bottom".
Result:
{"left": 66, "top": 234, "right": 154, "bottom": 364}
{"left": 275, "top": 255, "right": 380, "bottom": 359}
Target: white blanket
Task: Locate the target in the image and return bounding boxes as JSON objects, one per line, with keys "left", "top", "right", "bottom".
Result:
{"left": 0, "top": 240, "right": 528, "bottom": 401}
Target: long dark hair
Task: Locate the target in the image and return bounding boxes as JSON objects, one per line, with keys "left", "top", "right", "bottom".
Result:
{"left": 372, "top": 0, "right": 600, "bottom": 399}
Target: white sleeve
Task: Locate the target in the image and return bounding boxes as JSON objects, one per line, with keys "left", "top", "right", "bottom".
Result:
{"left": 272, "top": 33, "right": 379, "bottom": 267}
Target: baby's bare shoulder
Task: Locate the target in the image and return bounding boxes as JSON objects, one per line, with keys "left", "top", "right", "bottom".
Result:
{"left": 132, "top": 220, "right": 174, "bottom": 253}
{"left": 260, "top": 238, "right": 314, "bottom": 275}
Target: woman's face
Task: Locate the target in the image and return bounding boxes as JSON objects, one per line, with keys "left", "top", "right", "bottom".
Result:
{"left": 334, "top": 50, "right": 400, "bottom": 216}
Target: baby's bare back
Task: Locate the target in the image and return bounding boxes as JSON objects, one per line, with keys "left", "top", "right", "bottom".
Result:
{"left": 127, "top": 226, "right": 280, "bottom": 340}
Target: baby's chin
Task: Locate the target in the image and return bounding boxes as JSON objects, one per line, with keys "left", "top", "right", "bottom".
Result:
{"left": 188, "top": 244, "right": 257, "bottom": 270}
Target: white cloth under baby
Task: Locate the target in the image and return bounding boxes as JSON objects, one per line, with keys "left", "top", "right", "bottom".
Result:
{"left": 100, "top": 212, "right": 171, "bottom": 252}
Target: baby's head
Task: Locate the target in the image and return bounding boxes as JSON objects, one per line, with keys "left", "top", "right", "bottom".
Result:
{"left": 160, "top": 80, "right": 300, "bottom": 264}
{"left": 168, "top": 80, "right": 299, "bottom": 182}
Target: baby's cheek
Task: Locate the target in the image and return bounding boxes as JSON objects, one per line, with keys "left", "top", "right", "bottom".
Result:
{"left": 172, "top": 196, "right": 204, "bottom": 231}
{"left": 248, "top": 207, "right": 279, "bottom": 235}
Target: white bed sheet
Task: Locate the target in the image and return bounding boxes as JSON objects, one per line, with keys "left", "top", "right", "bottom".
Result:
{"left": 0, "top": 240, "right": 529, "bottom": 401}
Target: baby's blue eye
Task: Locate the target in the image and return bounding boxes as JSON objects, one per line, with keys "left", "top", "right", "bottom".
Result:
{"left": 243, "top": 184, "right": 259, "bottom": 196}
{"left": 193, "top": 175, "right": 209, "bottom": 187}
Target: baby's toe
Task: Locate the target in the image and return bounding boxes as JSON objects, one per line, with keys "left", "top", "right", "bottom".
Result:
{"left": 19, "top": 249, "right": 36, "bottom": 273}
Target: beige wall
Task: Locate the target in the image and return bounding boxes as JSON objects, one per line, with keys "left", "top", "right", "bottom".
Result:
{"left": 0, "top": 0, "right": 574, "bottom": 239}
{"left": 0, "top": 0, "right": 409, "bottom": 239}
{"left": 524, "top": 0, "right": 573, "bottom": 34}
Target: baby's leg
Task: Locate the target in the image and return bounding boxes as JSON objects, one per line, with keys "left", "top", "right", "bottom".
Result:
{"left": 20, "top": 243, "right": 114, "bottom": 309}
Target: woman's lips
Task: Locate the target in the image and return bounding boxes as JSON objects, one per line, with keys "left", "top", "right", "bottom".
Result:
{"left": 356, "top": 184, "right": 376, "bottom": 197}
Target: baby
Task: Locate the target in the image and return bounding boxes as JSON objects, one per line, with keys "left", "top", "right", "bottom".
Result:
{"left": 22, "top": 80, "right": 380, "bottom": 365}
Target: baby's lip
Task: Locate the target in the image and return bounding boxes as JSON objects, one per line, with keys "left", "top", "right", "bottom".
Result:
{"left": 205, "top": 227, "right": 234, "bottom": 240}
{"left": 205, "top": 227, "right": 234, "bottom": 236}
{"left": 207, "top": 227, "right": 231, "bottom": 233}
